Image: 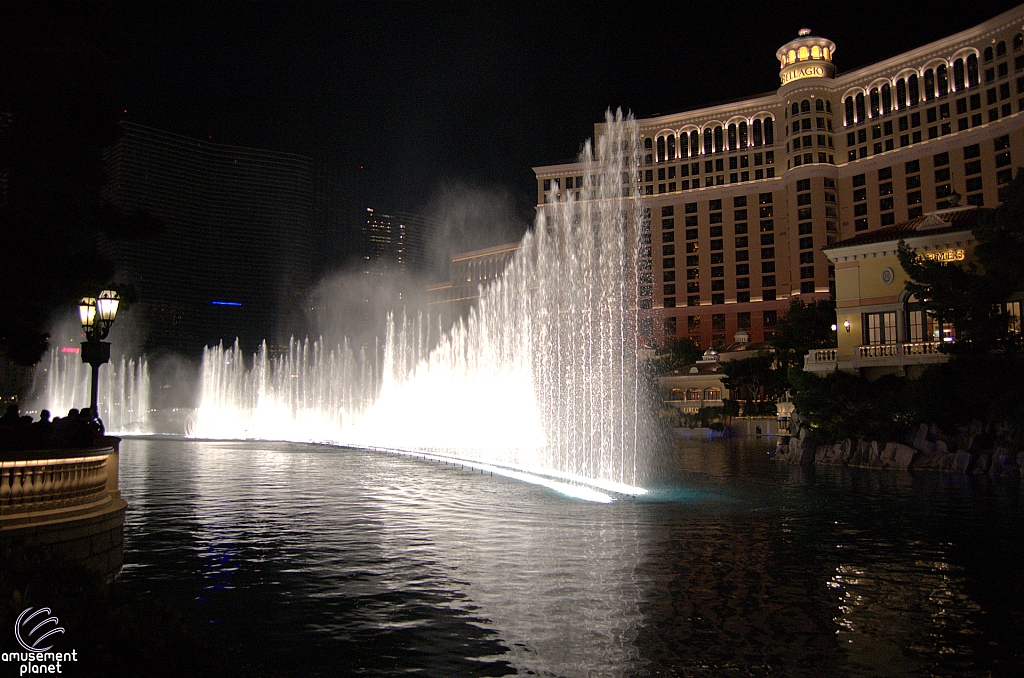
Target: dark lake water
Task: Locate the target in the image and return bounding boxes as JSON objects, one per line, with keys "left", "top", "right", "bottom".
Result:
{"left": 116, "top": 437, "right": 1024, "bottom": 677}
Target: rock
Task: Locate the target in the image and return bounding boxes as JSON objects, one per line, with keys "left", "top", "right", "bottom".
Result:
{"left": 916, "top": 439, "right": 936, "bottom": 455}
{"left": 849, "top": 439, "right": 871, "bottom": 466}
{"left": 999, "top": 453, "right": 1018, "bottom": 471}
{"left": 911, "top": 450, "right": 953, "bottom": 471}
{"left": 935, "top": 440, "right": 948, "bottom": 456}
{"left": 974, "top": 453, "right": 991, "bottom": 474}
{"left": 912, "top": 423, "right": 930, "bottom": 451}
{"left": 868, "top": 440, "right": 882, "bottom": 467}
{"left": 889, "top": 443, "right": 916, "bottom": 470}
{"left": 953, "top": 450, "right": 974, "bottom": 474}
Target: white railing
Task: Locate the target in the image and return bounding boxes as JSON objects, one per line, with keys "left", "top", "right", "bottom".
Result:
{"left": 901, "top": 341, "right": 942, "bottom": 356}
{"left": 858, "top": 343, "right": 899, "bottom": 358}
{"left": 0, "top": 449, "right": 112, "bottom": 516}
{"left": 810, "top": 348, "right": 837, "bottom": 363}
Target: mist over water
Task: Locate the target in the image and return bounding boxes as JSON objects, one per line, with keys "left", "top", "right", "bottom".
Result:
{"left": 193, "top": 111, "right": 653, "bottom": 493}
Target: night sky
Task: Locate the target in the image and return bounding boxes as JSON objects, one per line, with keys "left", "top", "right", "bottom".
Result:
{"left": 114, "top": 1, "right": 1022, "bottom": 218}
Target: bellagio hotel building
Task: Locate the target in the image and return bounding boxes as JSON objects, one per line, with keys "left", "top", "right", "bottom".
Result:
{"left": 534, "top": 5, "right": 1024, "bottom": 349}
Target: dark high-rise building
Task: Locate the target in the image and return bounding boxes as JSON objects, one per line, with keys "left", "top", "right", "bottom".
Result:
{"left": 362, "top": 208, "right": 430, "bottom": 274}
{"left": 102, "top": 122, "right": 319, "bottom": 355}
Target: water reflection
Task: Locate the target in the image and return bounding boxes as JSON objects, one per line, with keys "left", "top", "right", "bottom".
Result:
{"left": 116, "top": 436, "right": 1024, "bottom": 676}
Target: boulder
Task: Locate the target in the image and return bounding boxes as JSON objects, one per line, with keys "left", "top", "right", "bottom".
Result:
{"left": 952, "top": 450, "right": 974, "bottom": 474}
{"left": 911, "top": 449, "right": 953, "bottom": 471}
{"left": 912, "top": 423, "right": 930, "bottom": 451}
{"left": 973, "top": 453, "right": 991, "bottom": 474}
{"left": 889, "top": 443, "right": 917, "bottom": 470}
{"left": 935, "top": 440, "right": 948, "bottom": 456}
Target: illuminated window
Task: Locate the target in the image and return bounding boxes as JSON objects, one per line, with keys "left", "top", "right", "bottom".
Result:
{"left": 864, "top": 311, "right": 897, "bottom": 345}
{"left": 798, "top": 46, "right": 809, "bottom": 60}
{"left": 811, "top": 45, "right": 821, "bottom": 59}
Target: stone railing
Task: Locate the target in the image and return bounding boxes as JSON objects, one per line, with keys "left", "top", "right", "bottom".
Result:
{"left": 901, "top": 341, "right": 942, "bottom": 356}
{"left": 809, "top": 348, "right": 837, "bottom": 363}
{"left": 0, "top": 445, "right": 119, "bottom": 525}
{"left": 858, "top": 343, "right": 899, "bottom": 358}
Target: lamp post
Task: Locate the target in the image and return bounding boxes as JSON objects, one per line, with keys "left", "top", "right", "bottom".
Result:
{"left": 79, "top": 290, "right": 120, "bottom": 419}
{"left": 776, "top": 391, "right": 796, "bottom": 442}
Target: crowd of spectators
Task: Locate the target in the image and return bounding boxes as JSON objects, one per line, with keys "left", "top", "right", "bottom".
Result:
{"left": 0, "top": 404, "right": 106, "bottom": 452}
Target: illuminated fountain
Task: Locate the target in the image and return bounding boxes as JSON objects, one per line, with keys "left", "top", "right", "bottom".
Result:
{"left": 193, "top": 111, "right": 650, "bottom": 496}
{"left": 29, "top": 346, "right": 151, "bottom": 435}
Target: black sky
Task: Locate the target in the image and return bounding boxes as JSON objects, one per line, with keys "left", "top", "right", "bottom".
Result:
{"left": 113, "top": 1, "right": 1023, "bottom": 217}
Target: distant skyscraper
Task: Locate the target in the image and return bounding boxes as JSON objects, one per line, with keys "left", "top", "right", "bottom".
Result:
{"left": 362, "top": 208, "right": 430, "bottom": 274}
{"left": 102, "top": 122, "right": 317, "bottom": 355}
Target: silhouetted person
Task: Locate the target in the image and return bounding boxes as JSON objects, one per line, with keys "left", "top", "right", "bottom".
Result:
{"left": 32, "top": 409, "right": 54, "bottom": 447}
{"left": 80, "top": 407, "right": 104, "bottom": 445}
{"left": 0, "top": 404, "right": 21, "bottom": 449}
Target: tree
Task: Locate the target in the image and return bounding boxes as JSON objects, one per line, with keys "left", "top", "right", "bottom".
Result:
{"left": 771, "top": 298, "right": 837, "bottom": 371}
{"left": 897, "top": 169, "right": 1024, "bottom": 356}
{"left": 0, "top": 5, "right": 161, "bottom": 365}
{"left": 720, "top": 351, "right": 786, "bottom": 407}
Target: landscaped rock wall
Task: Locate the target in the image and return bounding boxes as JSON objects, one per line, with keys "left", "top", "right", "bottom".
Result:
{"left": 776, "top": 419, "right": 1022, "bottom": 477}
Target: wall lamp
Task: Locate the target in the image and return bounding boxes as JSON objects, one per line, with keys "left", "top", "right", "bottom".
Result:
{"left": 843, "top": 320, "right": 851, "bottom": 332}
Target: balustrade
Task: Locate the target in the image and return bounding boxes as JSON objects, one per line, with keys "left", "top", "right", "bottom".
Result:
{"left": 0, "top": 452, "right": 110, "bottom": 516}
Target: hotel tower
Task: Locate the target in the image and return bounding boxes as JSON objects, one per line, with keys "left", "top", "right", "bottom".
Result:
{"left": 534, "top": 6, "right": 1024, "bottom": 349}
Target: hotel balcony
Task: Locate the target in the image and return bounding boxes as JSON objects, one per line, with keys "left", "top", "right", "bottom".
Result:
{"left": 804, "top": 341, "right": 950, "bottom": 376}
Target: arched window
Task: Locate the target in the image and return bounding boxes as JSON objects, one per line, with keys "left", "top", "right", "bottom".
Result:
{"left": 656, "top": 136, "right": 666, "bottom": 162}
{"left": 704, "top": 387, "right": 721, "bottom": 401}
{"left": 855, "top": 92, "right": 866, "bottom": 122}
{"left": 997, "top": 41, "right": 1006, "bottom": 58}
{"left": 826, "top": 100, "right": 831, "bottom": 113}
{"left": 798, "top": 46, "right": 809, "bottom": 60}
{"left": 1015, "top": 34, "right": 1024, "bottom": 52}
{"left": 690, "top": 130, "right": 700, "bottom": 156}
{"left": 937, "top": 64, "right": 948, "bottom": 96}
{"left": 727, "top": 124, "right": 737, "bottom": 151}
{"left": 686, "top": 388, "right": 702, "bottom": 401}
{"left": 895, "top": 78, "right": 907, "bottom": 109}
{"left": 953, "top": 59, "right": 965, "bottom": 91}
{"left": 801, "top": 99, "right": 811, "bottom": 113}
{"left": 984, "top": 46, "right": 993, "bottom": 62}
{"left": 644, "top": 137, "right": 653, "bottom": 150}
{"left": 967, "top": 54, "right": 979, "bottom": 87}
{"left": 764, "top": 118, "right": 774, "bottom": 145}
{"left": 704, "top": 128, "right": 714, "bottom": 154}
{"left": 816, "top": 99, "right": 824, "bottom": 111}
{"left": 845, "top": 96, "right": 855, "bottom": 125}
{"left": 908, "top": 73, "right": 919, "bottom": 105}
{"left": 791, "top": 102, "right": 799, "bottom": 116}
{"left": 881, "top": 83, "right": 892, "bottom": 114}
{"left": 667, "top": 134, "right": 676, "bottom": 160}
{"left": 714, "top": 126, "right": 724, "bottom": 153}
{"left": 752, "top": 118, "right": 763, "bottom": 146}
{"left": 811, "top": 45, "right": 821, "bottom": 59}
{"left": 869, "top": 88, "right": 880, "bottom": 117}
{"left": 739, "top": 121, "right": 748, "bottom": 149}
{"left": 671, "top": 389, "right": 684, "bottom": 401}
{"left": 923, "top": 69, "right": 935, "bottom": 101}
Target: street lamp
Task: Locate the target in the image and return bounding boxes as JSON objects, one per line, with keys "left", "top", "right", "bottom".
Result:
{"left": 79, "top": 290, "right": 120, "bottom": 419}
{"left": 776, "top": 391, "right": 796, "bottom": 441}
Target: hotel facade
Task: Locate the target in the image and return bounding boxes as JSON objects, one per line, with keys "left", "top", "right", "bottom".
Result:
{"left": 534, "top": 6, "right": 1024, "bottom": 349}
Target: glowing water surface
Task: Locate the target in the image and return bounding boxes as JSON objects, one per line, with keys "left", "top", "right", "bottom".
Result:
{"left": 116, "top": 435, "right": 1024, "bottom": 677}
